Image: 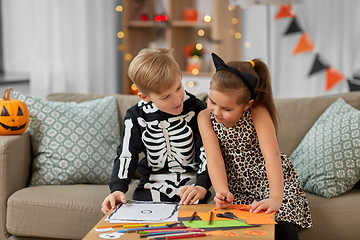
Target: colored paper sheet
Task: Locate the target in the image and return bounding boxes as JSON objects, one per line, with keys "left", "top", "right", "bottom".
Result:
{"left": 183, "top": 220, "right": 250, "bottom": 229}
{"left": 207, "top": 205, "right": 277, "bottom": 225}
{"left": 246, "top": 218, "right": 277, "bottom": 225}
{"left": 178, "top": 211, "right": 194, "bottom": 218}
{"left": 197, "top": 211, "right": 248, "bottom": 222}
{"left": 325, "top": 67, "right": 345, "bottom": 91}
{"left": 274, "top": 4, "right": 296, "bottom": 20}
{"left": 178, "top": 204, "right": 277, "bottom": 226}
{"left": 292, "top": 32, "right": 315, "bottom": 55}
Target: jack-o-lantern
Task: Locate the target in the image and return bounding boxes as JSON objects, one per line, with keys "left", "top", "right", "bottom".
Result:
{"left": 183, "top": 9, "right": 198, "bottom": 22}
{"left": 0, "top": 88, "right": 29, "bottom": 135}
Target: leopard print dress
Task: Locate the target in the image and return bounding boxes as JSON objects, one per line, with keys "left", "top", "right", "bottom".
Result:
{"left": 210, "top": 110, "right": 312, "bottom": 228}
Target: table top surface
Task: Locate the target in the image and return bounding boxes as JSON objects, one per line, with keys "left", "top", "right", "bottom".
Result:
{"left": 83, "top": 204, "right": 274, "bottom": 240}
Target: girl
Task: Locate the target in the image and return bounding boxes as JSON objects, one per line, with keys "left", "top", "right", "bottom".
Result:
{"left": 198, "top": 53, "right": 312, "bottom": 239}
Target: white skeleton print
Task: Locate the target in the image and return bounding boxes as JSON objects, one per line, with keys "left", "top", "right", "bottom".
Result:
{"left": 143, "top": 173, "right": 196, "bottom": 202}
{"left": 137, "top": 111, "right": 197, "bottom": 173}
{"left": 111, "top": 92, "right": 210, "bottom": 202}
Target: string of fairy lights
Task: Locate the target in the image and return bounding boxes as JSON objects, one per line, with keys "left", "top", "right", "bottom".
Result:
{"left": 115, "top": 2, "right": 249, "bottom": 93}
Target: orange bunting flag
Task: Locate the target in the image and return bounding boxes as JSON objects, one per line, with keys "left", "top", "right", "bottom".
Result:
{"left": 292, "top": 32, "right": 315, "bottom": 55}
{"left": 274, "top": 5, "right": 296, "bottom": 20}
{"left": 325, "top": 67, "right": 345, "bottom": 91}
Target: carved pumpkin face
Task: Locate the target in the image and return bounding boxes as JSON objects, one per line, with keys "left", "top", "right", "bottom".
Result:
{"left": 183, "top": 9, "right": 198, "bottom": 22}
{"left": 0, "top": 88, "right": 29, "bottom": 135}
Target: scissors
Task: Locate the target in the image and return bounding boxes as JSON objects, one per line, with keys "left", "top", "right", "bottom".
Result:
{"left": 216, "top": 212, "right": 246, "bottom": 223}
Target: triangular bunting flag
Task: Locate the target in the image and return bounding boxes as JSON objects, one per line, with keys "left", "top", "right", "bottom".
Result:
{"left": 348, "top": 78, "right": 360, "bottom": 91}
{"left": 308, "top": 54, "right": 330, "bottom": 76}
{"left": 292, "top": 32, "right": 315, "bottom": 55}
{"left": 284, "top": 18, "right": 302, "bottom": 35}
{"left": 325, "top": 67, "right": 345, "bottom": 91}
{"left": 274, "top": 5, "right": 296, "bottom": 20}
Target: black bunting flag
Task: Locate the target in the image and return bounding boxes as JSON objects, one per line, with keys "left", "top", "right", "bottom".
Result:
{"left": 308, "top": 53, "right": 330, "bottom": 76}
{"left": 284, "top": 18, "right": 302, "bottom": 35}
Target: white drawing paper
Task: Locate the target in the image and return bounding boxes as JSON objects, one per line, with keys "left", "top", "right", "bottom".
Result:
{"left": 106, "top": 201, "right": 179, "bottom": 223}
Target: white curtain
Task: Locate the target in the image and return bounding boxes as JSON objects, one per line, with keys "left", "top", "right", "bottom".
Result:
{"left": 241, "top": 0, "right": 360, "bottom": 98}
{"left": 2, "top": 0, "right": 120, "bottom": 99}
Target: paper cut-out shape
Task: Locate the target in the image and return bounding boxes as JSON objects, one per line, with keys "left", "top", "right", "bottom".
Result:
{"left": 284, "top": 18, "right": 302, "bottom": 35}
{"left": 99, "top": 232, "right": 124, "bottom": 239}
{"left": 309, "top": 54, "right": 330, "bottom": 76}
{"left": 222, "top": 231, "right": 238, "bottom": 237}
{"left": 274, "top": 5, "right": 296, "bottom": 20}
{"left": 292, "top": 32, "right": 315, "bottom": 55}
{"left": 206, "top": 230, "right": 223, "bottom": 236}
{"left": 243, "top": 230, "right": 268, "bottom": 236}
{"left": 94, "top": 227, "right": 113, "bottom": 232}
{"left": 325, "top": 67, "right": 345, "bottom": 91}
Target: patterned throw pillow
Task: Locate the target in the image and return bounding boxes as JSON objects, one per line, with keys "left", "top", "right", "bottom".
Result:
{"left": 14, "top": 92, "right": 121, "bottom": 186}
{"left": 290, "top": 97, "right": 360, "bottom": 198}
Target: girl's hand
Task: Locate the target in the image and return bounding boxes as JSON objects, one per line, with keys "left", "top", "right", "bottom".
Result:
{"left": 250, "top": 197, "right": 282, "bottom": 214}
{"left": 180, "top": 185, "right": 207, "bottom": 205}
{"left": 214, "top": 191, "right": 233, "bottom": 209}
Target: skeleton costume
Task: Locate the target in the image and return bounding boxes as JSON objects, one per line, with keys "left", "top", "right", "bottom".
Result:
{"left": 110, "top": 91, "right": 211, "bottom": 202}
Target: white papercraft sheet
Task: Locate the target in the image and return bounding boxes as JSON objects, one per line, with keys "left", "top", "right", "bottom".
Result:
{"left": 106, "top": 200, "right": 179, "bottom": 223}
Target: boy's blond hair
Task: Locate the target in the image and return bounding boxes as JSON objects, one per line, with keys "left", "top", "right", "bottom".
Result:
{"left": 128, "top": 48, "right": 182, "bottom": 95}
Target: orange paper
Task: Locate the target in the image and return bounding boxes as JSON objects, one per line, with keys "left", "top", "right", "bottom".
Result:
{"left": 178, "top": 211, "right": 195, "bottom": 218}
{"left": 208, "top": 204, "right": 277, "bottom": 225}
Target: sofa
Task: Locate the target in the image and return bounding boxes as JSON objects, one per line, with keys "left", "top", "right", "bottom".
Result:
{"left": 1, "top": 91, "right": 360, "bottom": 240}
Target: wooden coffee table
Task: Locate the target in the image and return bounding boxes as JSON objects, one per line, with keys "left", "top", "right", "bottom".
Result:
{"left": 83, "top": 204, "right": 274, "bottom": 240}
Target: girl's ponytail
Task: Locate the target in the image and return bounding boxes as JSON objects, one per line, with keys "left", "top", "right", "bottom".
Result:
{"left": 252, "top": 59, "right": 279, "bottom": 132}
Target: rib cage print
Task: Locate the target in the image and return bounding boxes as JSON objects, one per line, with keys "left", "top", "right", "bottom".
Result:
{"left": 137, "top": 111, "right": 197, "bottom": 173}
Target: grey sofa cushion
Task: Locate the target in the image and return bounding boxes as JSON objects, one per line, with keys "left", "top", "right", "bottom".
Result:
{"left": 298, "top": 190, "right": 360, "bottom": 239}
{"left": 6, "top": 183, "right": 139, "bottom": 239}
{"left": 7, "top": 185, "right": 109, "bottom": 239}
{"left": 276, "top": 91, "right": 360, "bottom": 157}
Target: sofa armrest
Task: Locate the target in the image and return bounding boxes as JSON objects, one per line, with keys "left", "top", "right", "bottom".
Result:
{"left": 0, "top": 132, "right": 32, "bottom": 240}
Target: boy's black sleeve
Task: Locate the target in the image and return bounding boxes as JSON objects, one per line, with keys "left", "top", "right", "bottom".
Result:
{"left": 109, "top": 109, "right": 143, "bottom": 193}
{"left": 192, "top": 98, "right": 212, "bottom": 190}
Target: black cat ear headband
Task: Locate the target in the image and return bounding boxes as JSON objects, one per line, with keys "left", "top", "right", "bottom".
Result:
{"left": 211, "top": 53, "right": 258, "bottom": 100}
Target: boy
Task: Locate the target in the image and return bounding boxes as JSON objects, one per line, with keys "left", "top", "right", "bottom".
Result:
{"left": 101, "top": 48, "right": 211, "bottom": 213}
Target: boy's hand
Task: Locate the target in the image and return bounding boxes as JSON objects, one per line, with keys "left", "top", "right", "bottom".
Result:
{"left": 250, "top": 197, "right": 282, "bottom": 214}
{"left": 101, "top": 191, "right": 127, "bottom": 214}
{"left": 179, "top": 185, "right": 207, "bottom": 205}
{"left": 214, "top": 191, "right": 233, "bottom": 209}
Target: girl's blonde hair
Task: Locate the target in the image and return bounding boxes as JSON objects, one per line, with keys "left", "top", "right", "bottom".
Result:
{"left": 210, "top": 58, "right": 279, "bottom": 131}
{"left": 128, "top": 48, "right": 182, "bottom": 95}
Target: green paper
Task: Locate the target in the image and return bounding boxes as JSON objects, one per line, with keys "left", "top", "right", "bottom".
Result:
{"left": 183, "top": 220, "right": 250, "bottom": 228}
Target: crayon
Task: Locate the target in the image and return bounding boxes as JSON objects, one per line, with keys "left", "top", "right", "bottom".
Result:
{"left": 95, "top": 223, "right": 124, "bottom": 229}
{"left": 140, "top": 229, "right": 203, "bottom": 238}
{"left": 148, "top": 232, "right": 209, "bottom": 240}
